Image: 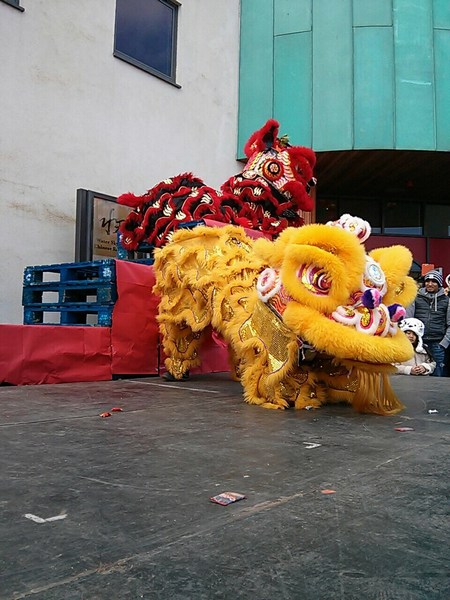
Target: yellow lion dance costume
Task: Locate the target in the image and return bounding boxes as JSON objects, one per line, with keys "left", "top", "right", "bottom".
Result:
{"left": 153, "top": 214, "right": 417, "bottom": 415}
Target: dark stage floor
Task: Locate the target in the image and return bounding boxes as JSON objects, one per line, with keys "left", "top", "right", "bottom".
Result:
{"left": 0, "top": 373, "right": 449, "bottom": 600}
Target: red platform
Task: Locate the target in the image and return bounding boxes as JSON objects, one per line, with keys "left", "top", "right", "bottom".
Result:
{"left": 0, "top": 260, "right": 229, "bottom": 385}
{"left": 0, "top": 324, "right": 112, "bottom": 385}
{"left": 111, "top": 260, "right": 160, "bottom": 376}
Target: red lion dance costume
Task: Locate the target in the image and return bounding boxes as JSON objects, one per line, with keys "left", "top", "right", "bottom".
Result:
{"left": 118, "top": 120, "right": 316, "bottom": 249}
{"left": 117, "top": 120, "right": 418, "bottom": 415}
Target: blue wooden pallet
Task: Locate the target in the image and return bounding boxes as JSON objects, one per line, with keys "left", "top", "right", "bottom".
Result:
{"left": 116, "top": 234, "right": 155, "bottom": 264}
{"left": 23, "top": 259, "right": 116, "bottom": 285}
{"left": 22, "top": 259, "right": 117, "bottom": 326}
{"left": 115, "top": 220, "right": 206, "bottom": 263}
{"left": 178, "top": 220, "right": 206, "bottom": 230}
{"left": 23, "top": 303, "right": 114, "bottom": 326}
{"left": 22, "top": 280, "right": 116, "bottom": 306}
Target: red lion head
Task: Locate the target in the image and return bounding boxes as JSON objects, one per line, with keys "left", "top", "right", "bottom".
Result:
{"left": 243, "top": 119, "right": 316, "bottom": 212}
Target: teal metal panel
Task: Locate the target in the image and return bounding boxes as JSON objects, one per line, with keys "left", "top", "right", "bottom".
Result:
{"left": 274, "top": 32, "right": 312, "bottom": 146}
{"left": 238, "top": 0, "right": 274, "bottom": 159}
{"left": 274, "top": 0, "right": 311, "bottom": 35}
{"left": 394, "top": 0, "right": 435, "bottom": 149}
{"left": 354, "top": 27, "right": 394, "bottom": 148}
{"left": 433, "top": 0, "right": 450, "bottom": 29}
{"left": 239, "top": 0, "right": 447, "bottom": 156}
{"left": 312, "top": 0, "right": 353, "bottom": 150}
{"left": 353, "top": 0, "right": 392, "bottom": 26}
{"left": 434, "top": 29, "right": 450, "bottom": 150}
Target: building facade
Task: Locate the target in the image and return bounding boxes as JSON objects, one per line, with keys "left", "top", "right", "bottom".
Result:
{"left": 2, "top": 0, "right": 449, "bottom": 326}
{"left": 0, "top": 0, "right": 241, "bottom": 323}
{"left": 238, "top": 0, "right": 450, "bottom": 275}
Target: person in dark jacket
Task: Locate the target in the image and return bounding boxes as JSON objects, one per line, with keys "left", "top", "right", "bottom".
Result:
{"left": 406, "top": 269, "right": 450, "bottom": 376}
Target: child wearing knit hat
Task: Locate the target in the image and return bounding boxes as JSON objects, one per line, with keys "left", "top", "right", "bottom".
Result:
{"left": 393, "top": 318, "right": 436, "bottom": 375}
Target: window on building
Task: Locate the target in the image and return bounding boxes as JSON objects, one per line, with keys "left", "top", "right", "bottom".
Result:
{"left": 340, "top": 198, "right": 382, "bottom": 233}
{"left": 316, "top": 197, "right": 381, "bottom": 233}
{"left": 424, "top": 204, "right": 450, "bottom": 237}
{"left": 0, "top": 0, "right": 25, "bottom": 11}
{"left": 114, "top": 0, "right": 180, "bottom": 86}
{"left": 383, "top": 201, "right": 422, "bottom": 235}
{"left": 316, "top": 198, "right": 339, "bottom": 224}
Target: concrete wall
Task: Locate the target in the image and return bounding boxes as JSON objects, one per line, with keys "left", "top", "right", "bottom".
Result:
{"left": 0, "top": 0, "right": 241, "bottom": 323}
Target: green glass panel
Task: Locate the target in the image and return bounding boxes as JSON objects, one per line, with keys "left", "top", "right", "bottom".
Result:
{"left": 353, "top": 0, "right": 392, "bottom": 26}
{"left": 435, "top": 29, "right": 450, "bottom": 150}
{"left": 394, "top": 0, "right": 435, "bottom": 149}
{"left": 312, "top": 0, "right": 353, "bottom": 150}
{"left": 274, "top": 0, "right": 311, "bottom": 35}
{"left": 433, "top": 0, "right": 450, "bottom": 28}
{"left": 354, "top": 27, "right": 394, "bottom": 148}
{"left": 238, "top": 0, "right": 274, "bottom": 159}
{"left": 274, "top": 32, "right": 312, "bottom": 146}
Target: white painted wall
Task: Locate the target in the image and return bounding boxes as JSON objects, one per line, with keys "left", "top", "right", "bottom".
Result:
{"left": 0, "top": 0, "right": 241, "bottom": 324}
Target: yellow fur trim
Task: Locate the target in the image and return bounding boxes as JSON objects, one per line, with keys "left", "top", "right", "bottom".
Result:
{"left": 351, "top": 369, "right": 404, "bottom": 415}
{"left": 253, "top": 228, "right": 295, "bottom": 268}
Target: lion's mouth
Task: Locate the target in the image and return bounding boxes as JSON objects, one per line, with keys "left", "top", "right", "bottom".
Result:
{"left": 282, "top": 303, "right": 413, "bottom": 365}
{"left": 256, "top": 265, "right": 412, "bottom": 364}
{"left": 331, "top": 303, "right": 397, "bottom": 337}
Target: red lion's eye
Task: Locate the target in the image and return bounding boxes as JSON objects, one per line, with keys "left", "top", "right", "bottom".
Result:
{"left": 262, "top": 159, "right": 284, "bottom": 182}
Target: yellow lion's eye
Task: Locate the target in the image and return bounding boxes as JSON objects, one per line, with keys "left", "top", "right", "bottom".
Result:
{"left": 298, "top": 265, "right": 331, "bottom": 295}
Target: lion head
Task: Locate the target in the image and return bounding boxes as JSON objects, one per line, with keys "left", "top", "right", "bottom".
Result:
{"left": 253, "top": 215, "right": 417, "bottom": 365}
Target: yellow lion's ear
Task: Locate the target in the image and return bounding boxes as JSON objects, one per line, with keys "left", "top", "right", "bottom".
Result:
{"left": 253, "top": 228, "right": 296, "bottom": 267}
{"left": 370, "top": 246, "right": 418, "bottom": 306}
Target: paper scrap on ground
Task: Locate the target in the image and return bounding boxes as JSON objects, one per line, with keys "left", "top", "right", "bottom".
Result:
{"left": 24, "top": 513, "right": 67, "bottom": 523}
{"left": 303, "top": 442, "right": 321, "bottom": 449}
{"left": 210, "top": 492, "right": 246, "bottom": 506}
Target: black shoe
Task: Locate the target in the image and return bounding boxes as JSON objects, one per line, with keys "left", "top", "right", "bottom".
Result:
{"left": 162, "top": 370, "right": 190, "bottom": 382}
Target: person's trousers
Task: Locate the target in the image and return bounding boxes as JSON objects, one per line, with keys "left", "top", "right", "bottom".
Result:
{"left": 426, "top": 341, "right": 446, "bottom": 377}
